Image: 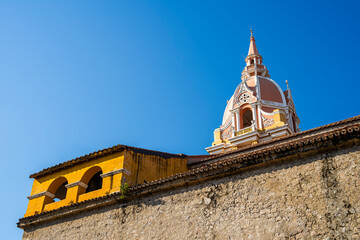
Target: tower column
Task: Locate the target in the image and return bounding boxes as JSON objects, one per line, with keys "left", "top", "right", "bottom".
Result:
{"left": 251, "top": 103, "right": 257, "bottom": 131}
{"left": 235, "top": 111, "right": 240, "bottom": 131}
{"left": 257, "top": 103, "right": 263, "bottom": 129}
{"left": 231, "top": 113, "right": 236, "bottom": 137}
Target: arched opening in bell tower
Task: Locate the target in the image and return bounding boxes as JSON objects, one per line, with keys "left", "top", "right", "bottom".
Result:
{"left": 80, "top": 166, "right": 103, "bottom": 194}
{"left": 86, "top": 171, "right": 103, "bottom": 193}
{"left": 242, "top": 109, "right": 253, "bottom": 128}
{"left": 47, "top": 177, "right": 68, "bottom": 202}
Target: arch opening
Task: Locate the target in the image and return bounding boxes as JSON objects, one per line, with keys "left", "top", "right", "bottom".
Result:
{"left": 242, "top": 109, "right": 253, "bottom": 128}
{"left": 86, "top": 171, "right": 103, "bottom": 193}
{"left": 47, "top": 177, "right": 68, "bottom": 202}
{"left": 81, "top": 166, "right": 103, "bottom": 194}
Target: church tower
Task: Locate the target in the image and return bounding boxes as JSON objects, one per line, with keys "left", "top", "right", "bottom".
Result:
{"left": 206, "top": 31, "right": 300, "bottom": 154}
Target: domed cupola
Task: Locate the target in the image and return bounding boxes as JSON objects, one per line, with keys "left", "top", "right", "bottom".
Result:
{"left": 206, "top": 30, "right": 300, "bottom": 154}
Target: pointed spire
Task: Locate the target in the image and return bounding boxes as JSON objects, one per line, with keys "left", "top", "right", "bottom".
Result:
{"left": 242, "top": 30, "right": 269, "bottom": 80}
{"left": 248, "top": 29, "right": 259, "bottom": 56}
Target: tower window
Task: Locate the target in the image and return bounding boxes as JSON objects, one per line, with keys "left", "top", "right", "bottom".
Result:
{"left": 242, "top": 109, "right": 253, "bottom": 128}
{"left": 250, "top": 60, "right": 254, "bottom": 64}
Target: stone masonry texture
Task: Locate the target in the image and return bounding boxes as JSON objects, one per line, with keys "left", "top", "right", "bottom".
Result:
{"left": 22, "top": 145, "right": 360, "bottom": 240}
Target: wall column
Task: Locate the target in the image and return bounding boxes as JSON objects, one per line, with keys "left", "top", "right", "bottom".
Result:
{"left": 101, "top": 168, "right": 131, "bottom": 193}
{"left": 25, "top": 191, "right": 55, "bottom": 216}
{"left": 65, "top": 181, "right": 88, "bottom": 203}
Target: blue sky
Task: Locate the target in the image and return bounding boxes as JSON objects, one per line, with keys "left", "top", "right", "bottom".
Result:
{"left": 1, "top": 1, "right": 359, "bottom": 238}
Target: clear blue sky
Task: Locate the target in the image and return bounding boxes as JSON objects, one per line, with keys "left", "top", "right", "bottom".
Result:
{"left": 1, "top": 1, "right": 359, "bottom": 238}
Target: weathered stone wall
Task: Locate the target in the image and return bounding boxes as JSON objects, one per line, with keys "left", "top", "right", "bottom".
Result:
{"left": 22, "top": 145, "right": 360, "bottom": 240}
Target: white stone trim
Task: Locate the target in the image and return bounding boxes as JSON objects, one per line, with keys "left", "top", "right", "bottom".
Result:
{"left": 231, "top": 113, "right": 236, "bottom": 137}
{"left": 261, "top": 103, "right": 286, "bottom": 109}
{"left": 100, "top": 168, "right": 131, "bottom": 178}
{"left": 255, "top": 76, "right": 261, "bottom": 101}
{"left": 261, "top": 100, "right": 286, "bottom": 108}
{"left": 228, "top": 130, "right": 260, "bottom": 147}
{"left": 250, "top": 103, "right": 257, "bottom": 130}
{"left": 267, "top": 124, "right": 292, "bottom": 137}
{"left": 235, "top": 112, "right": 240, "bottom": 131}
{"left": 27, "top": 191, "right": 55, "bottom": 200}
{"left": 65, "top": 181, "right": 88, "bottom": 189}
{"left": 260, "top": 108, "right": 285, "bottom": 117}
{"left": 205, "top": 143, "right": 225, "bottom": 154}
{"left": 260, "top": 77, "right": 286, "bottom": 105}
{"left": 257, "top": 102, "right": 263, "bottom": 129}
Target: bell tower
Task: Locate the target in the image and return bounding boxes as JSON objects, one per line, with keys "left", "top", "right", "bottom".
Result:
{"left": 206, "top": 31, "right": 300, "bottom": 154}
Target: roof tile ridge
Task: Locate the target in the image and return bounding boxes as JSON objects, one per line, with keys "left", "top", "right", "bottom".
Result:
{"left": 30, "top": 144, "right": 186, "bottom": 178}
{"left": 125, "top": 145, "right": 186, "bottom": 157}
{"left": 29, "top": 144, "right": 126, "bottom": 178}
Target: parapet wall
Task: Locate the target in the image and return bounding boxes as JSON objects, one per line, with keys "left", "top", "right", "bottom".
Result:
{"left": 22, "top": 142, "right": 360, "bottom": 240}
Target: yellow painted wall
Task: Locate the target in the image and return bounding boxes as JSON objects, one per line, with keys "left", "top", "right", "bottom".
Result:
{"left": 264, "top": 109, "right": 286, "bottom": 131}
{"left": 124, "top": 151, "right": 188, "bottom": 186}
{"left": 25, "top": 152, "right": 125, "bottom": 217}
{"left": 24, "top": 150, "right": 188, "bottom": 217}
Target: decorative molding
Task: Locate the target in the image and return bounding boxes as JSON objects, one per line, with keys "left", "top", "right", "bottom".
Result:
{"left": 261, "top": 100, "right": 286, "bottom": 108}
{"left": 221, "top": 126, "right": 233, "bottom": 140}
{"left": 100, "top": 168, "right": 131, "bottom": 178}
{"left": 261, "top": 103, "right": 286, "bottom": 110}
{"left": 220, "top": 117, "right": 233, "bottom": 131}
{"left": 261, "top": 114, "right": 275, "bottom": 128}
{"left": 233, "top": 81, "right": 256, "bottom": 108}
{"left": 27, "top": 191, "right": 55, "bottom": 200}
{"left": 239, "top": 92, "right": 251, "bottom": 104}
{"left": 260, "top": 108, "right": 285, "bottom": 117}
{"left": 65, "top": 181, "right": 88, "bottom": 189}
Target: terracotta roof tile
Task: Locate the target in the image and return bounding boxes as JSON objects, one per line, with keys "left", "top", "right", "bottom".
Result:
{"left": 30, "top": 145, "right": 187, "bottom": 178}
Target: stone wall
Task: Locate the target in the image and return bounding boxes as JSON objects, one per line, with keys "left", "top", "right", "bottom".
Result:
{"left": 22, "top": 145, "right": 360, "bottom": 240}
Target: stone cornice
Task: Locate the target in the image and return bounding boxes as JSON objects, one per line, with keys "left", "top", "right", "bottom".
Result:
{"left": 27, "top": 191, "right": 55, "bottom": 200}
{"left": 65, "top": 181, "right": 88, "bottom": 189}
{"left": 100, "top": 168, "right": 131, "bottom": 178}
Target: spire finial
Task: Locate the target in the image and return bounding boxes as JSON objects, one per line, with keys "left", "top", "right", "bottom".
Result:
{"left": 286, "top": 80, "right": 289, "bottom": 89}
{"left": 247, "top": 29, "right": 258, "bottom": 56}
